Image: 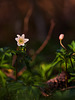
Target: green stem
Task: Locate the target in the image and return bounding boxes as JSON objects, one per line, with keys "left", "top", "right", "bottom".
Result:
{"left": 65, "top": 60, "right": 68, "bottom": 87}
{"left": 70, "top": 57, "right": 74, "bottom": 68}
{"left": 65, "top": 60, "right": 67, "bottom": 72}
{"left": 15, "top": 47, "right": 19, "bottom": 81}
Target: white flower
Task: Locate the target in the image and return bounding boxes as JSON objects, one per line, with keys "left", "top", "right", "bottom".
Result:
{"left": 59, "top": 34, "right": 64, "bottom": 40}
{"left": 15, "top": 34, "right": 29, "bottom": 46}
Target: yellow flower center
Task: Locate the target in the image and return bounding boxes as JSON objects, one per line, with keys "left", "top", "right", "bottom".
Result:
{"left": 19, "top": 38, "right": 24, "bottom": 44}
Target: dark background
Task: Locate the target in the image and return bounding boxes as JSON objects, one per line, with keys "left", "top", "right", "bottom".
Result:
{"left": 0, "top": 0, "right": 75, "bottom": 62}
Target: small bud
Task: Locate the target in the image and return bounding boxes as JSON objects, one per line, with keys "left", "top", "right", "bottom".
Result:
{"left": 59, "top": 34, "right": 64, "bottom": 40}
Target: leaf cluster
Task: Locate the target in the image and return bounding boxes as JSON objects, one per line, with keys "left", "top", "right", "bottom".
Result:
{"left": 0, "top": 41, "right": 75, "bottom": 100}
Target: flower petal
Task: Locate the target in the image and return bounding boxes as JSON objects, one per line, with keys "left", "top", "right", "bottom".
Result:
{"left": 17, "top": 43, "right": 20, "bottom": 46}
{"left": 15, "top": 38, "right": 19, "bottom": 41}
{"left": 24, "top": 39, "right": 29, "bottom": 43}
{"left": 22, "top": 34, "right": 25, "bottom": 38}
{"left": 21, "top": 43, "right": 25, "bottom": 46}
{"left": 17, "top": 34, "right": 20, "bottom": 38}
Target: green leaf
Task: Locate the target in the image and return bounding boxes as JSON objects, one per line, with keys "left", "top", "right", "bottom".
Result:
{"left": 68, "top": 41, "right": 75, "bottom": 52}
{"left": 0, "top": 70, "right": 6, "bottom": 86}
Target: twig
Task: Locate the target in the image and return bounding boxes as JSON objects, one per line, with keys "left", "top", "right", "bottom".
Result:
{"left": 4, "top": 71, "right": 16, "bottom": 80}
{"left": 4, "top": 67, "right": 26, "bottom": 80}
{"left": 12, "top": 55, "right": 17, "bottom": 67}
{"left": 32, "top": 19, "right": 55, "bottom": 60}
{"left": 60, "top": 86, "right": 75, "bottom": 91}
{"left": 32, "top": 84, "right": 50, "bottom": 96}
{"left": 17, "top": 66, "right": 26, "bottom": 76}
{"left": 24, "top": 6, "right": 33, "bottom": 34}
{"left": 72, "top": 53, "right": 75, "bottom": 55}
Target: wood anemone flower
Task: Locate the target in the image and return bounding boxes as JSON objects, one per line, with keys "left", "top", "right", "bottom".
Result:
{"left": 15, "top": 34, "right": 29, "bottom": 46}
{"left": 59, "top": 34, "right": 66, "bottom": 50}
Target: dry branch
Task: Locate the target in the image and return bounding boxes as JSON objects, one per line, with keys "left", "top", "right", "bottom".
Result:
{"left": 60, "top": 86, "right": 75, "bottom": 91}
{"left": 24, "top": 6, "right": 33, "bottom": 34}
{"left": 32, "top": 19, "right": 55, "bottom": 60}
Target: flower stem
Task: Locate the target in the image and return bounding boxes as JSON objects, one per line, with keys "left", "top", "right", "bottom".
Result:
{"left": 65, "top": 60, "right": 67, "bottom": 72}
{"left": 15, "top": 67, "right": 17, "bottom": 81}
{"left": 60, "top": 40, "right": 66, "bottom": 50}
{"left": 70, "top": 57, "right": 74, "bottom": 68}
{"left": 15, "top": 58, "right": 18, "bottom": 81}
{"left": 63, "top": 59, "right": 68, "bottom": 87}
